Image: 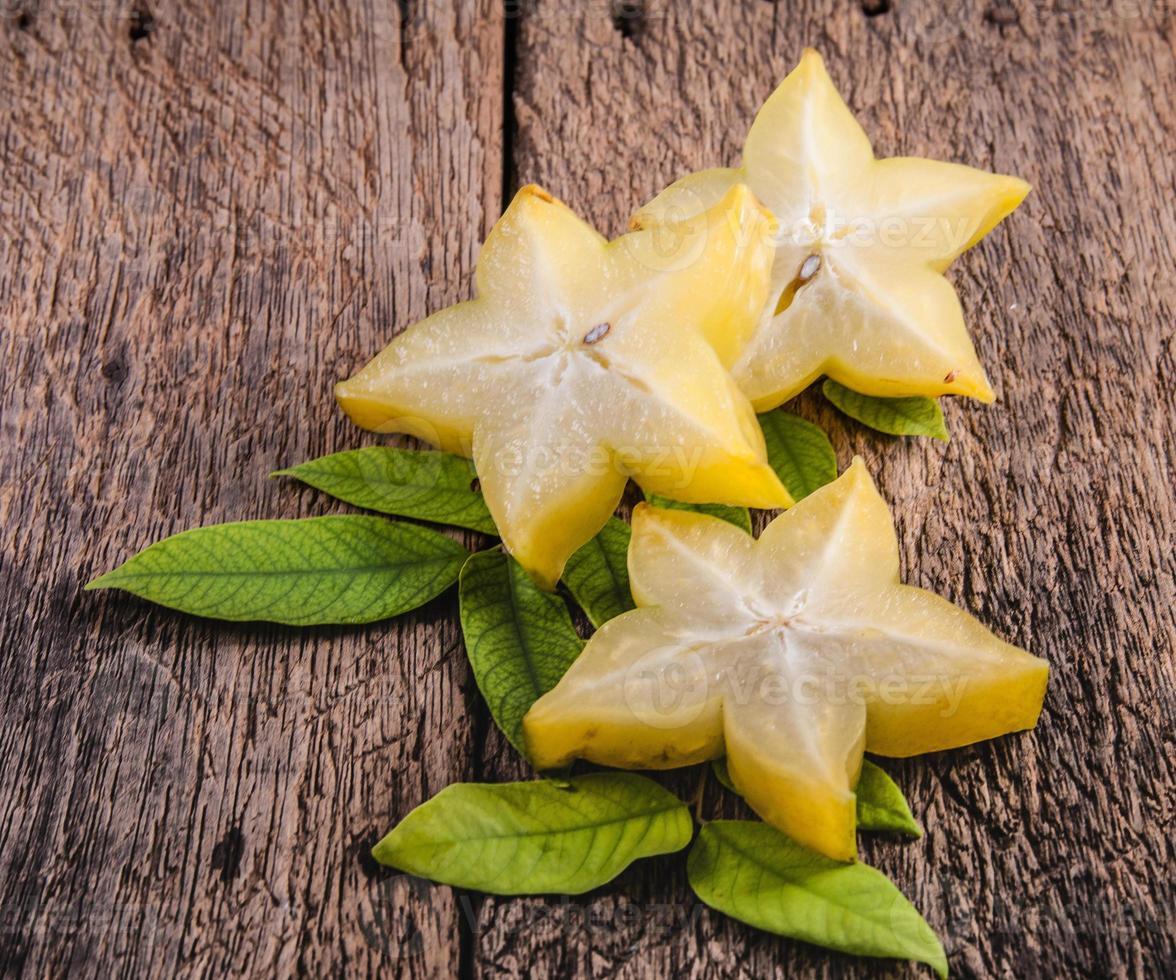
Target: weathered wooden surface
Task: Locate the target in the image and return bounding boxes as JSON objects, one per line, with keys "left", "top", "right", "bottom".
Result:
{"left": 0, "top": 0, "right": 503, "bottom": 975}
{"left": 1, "top": 0, "right": 1173, "bottom": 977}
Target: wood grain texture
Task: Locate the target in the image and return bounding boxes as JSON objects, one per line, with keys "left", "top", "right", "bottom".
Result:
{"left": 0, "top": 0, "right": 503, "bottom": 976}
{"left": 481, "top": 0, "right": 1176, "bottom": 978}
{"left": 1, "top": 0, "right": 1173, "bottom": 978}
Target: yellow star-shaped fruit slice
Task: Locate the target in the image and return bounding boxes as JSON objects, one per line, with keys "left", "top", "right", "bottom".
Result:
{"left": 631, "top": 49, "right": 1030, "bottom": 411}
{"left": 337, "top": 184, "right": 791, "bottom": 588}
{"left": 524, "top": 459, "right": 1048, "bottom": 859}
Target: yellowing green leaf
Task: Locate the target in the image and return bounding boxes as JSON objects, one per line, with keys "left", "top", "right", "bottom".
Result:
{"left": 856, "top": 760, "right": 922, "bottom": 837}
{"left": 86, "top": 516, "right": 466, "bottom": 625}
{"left": 711, "top": 758, "right": 737, "bottom": 792}
{"left": 823, "top": 380, "right": 949, "bottom": 441}
{"left": 273, "top": 446, "right": 496, "bottom": 534}
{"left": 644, "top": 493, "right": 752, "bottom": 532}
{"left": 561, "top": 517, "right": 634, "bottom": 627}
{"left": 373, "top": 773, "right": 693, "bottom": 894}
{"left": 759, "top": 410, "right": 838, "bottom": 500}
{"left": 459, "top": 549, "right": 584, "bottom": 754}
{"left": 688, "top": 821, "right": 947, "bottom": 978}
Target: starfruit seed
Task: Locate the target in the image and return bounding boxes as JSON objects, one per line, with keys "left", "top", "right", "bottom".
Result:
{"left": 799, "top": 254, "right": 821, "bottom": 281}
{"left": 583, "top": 322, "right": 611, "bottom": 344}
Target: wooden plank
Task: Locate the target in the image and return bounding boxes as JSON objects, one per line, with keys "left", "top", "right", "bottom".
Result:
{"left": 484, "top": 0, "right": 1176, "bottom": 977}
{"left": 2, "top": 0, "right": 1173, "bottom": 977}
{"left": 0, "top": 1, "right": 503, "bottom": 975}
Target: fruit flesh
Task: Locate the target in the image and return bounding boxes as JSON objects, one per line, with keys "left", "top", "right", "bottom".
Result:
{"left": 524, "top": 459, "right": 1049, "bottom": 860}
{"left": 337, "top": 183, "right": 790, "bottom": 588}
{"left": 631, "top": 48, "right": 1030, "bottom": 411}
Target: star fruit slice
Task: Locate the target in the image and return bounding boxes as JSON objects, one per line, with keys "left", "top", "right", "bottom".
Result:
{"left": 523, "top": 459, "right": 1048, "bottom": 860}
{"left": 630, "top": 49, "right": 1030, "bottom": 411}
{"left": 336, "top": 183, "right": 790, "bottom": 589}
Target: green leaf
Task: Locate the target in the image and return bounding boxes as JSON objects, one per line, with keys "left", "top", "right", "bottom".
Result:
{"left": 86, "top": 516, "right": 466, "bottom": 625}
{"left": 273, "top": 446, "right": 497, "bottom": 534}
{"left": 758, "top": 410, "right": 838, "bottom": 500}
{"left": 373, "top": 773, "right": 693, "bottom": 895}
{"left": 459, "top": 549, "right": 584, "bottom": 755}
{"left": 561, "top": 517, "right": 634, "bottom": 627}
{"left": 709, "top": 758, "right": 921, "bottom": 838}
{"left": 644, "top": 494, "right": 752, "bottom": 533}
{"left": 856, "top": 760, "right": 922, "bottom": 837}
{"left": 688, "top": 821, "right": 947, "bottom": 978}
{"left": 711, "top": 758, "right": 737, "bottom": 792}
{"left": 823, "top": 380, "right": 949, "bottom": 441}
